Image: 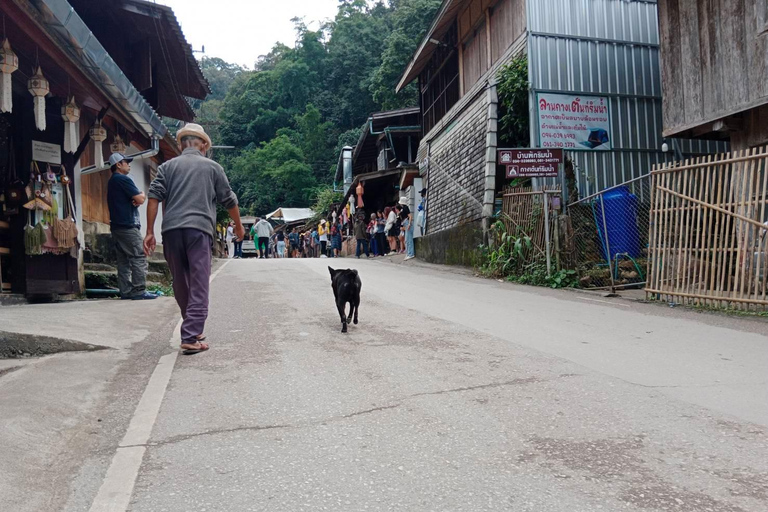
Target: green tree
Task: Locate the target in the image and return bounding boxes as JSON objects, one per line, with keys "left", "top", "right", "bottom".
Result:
{"left": 370, "top": 0, "right": 442, "bottom": 110}
{"left": 228, "top": 135, "right": 316, "bottom": 215}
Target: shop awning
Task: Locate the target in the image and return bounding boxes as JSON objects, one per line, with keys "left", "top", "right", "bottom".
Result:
{"left": 266, "top": 208, "right": 316, "bottom": 224}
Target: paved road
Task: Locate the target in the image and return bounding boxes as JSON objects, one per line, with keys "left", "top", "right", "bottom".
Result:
{"left": 116, "top": 258, "right": 767, "bottom": 512}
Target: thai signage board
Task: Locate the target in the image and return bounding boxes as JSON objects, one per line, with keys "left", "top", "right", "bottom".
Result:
{"left": 499, "top": 148, "right": 563, "bottom": 178}
{"left": 536, "top": 92, "right": 612, "bottom": 151}
{"left": 32, "top": 140, "right": 61, "bottom": 164}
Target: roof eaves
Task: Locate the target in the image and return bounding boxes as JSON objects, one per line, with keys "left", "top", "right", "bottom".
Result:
{"left": 35, "top": 0, "right": 167, "bottom": 137}
{"left": 395, "top": 0, "right": 457, "bottom": 93}
{"left": 137, "top": 0, "right": 211, "bottom": 98}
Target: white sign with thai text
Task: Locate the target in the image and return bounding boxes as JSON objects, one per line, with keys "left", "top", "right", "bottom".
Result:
{"left": 32, "top": 140, "right": 62, "bottom": 164}
{"left": 536, "top": 93, "right": 612, "bottom": 151}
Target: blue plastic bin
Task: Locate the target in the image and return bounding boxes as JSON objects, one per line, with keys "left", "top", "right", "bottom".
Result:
{"left": 592, "top": 186, "right": 641, "bottom": 260}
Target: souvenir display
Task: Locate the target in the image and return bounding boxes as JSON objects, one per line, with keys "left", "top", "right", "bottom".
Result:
{"left": 90, "top": 119, "right": 107, "bottom": 168}
{"left": 27, "top": 66, "right": 49, "bottom": 131}
{"left": 0, "top": 39, "right": 18, "bottom": 113}
{"left": 61, "top": 96, "right": 80, "bottom": 154}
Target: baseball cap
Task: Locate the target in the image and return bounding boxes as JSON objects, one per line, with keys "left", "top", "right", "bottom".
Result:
{"left": 109, "top": 153, "right": 133, "bottom": 167}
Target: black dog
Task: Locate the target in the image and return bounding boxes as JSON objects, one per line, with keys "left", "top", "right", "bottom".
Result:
{"left": 328, "top": 267, "right": 361, "bottom": 333}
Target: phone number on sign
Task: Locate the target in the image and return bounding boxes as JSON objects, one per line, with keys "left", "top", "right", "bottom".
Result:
{"left": 542, "top": 141, "right": 576, "bottom": 148}
{"left": 541, "top": 132, "right": 577, "bottom": 140}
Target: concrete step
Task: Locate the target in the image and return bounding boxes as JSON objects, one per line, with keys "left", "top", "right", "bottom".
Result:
{"left": 84, "top": 263, "right": 116, "bottom": 272}
{"left": 85, "top": 270, "right": 167, "bottom": 290}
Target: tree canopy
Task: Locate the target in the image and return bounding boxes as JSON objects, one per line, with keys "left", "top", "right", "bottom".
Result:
{"left": 194, "top": 0, "right": 441, "bottom": 218}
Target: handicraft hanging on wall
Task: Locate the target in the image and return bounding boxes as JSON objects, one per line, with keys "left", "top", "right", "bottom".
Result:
{"left": 0, "top": 39, "right": 18, "bottom": 113}
{"left": 90, "top": 119, "right": 107, "bottom": 168}
{"left": 27, "top": 66, "right": 49, "bottom": 131}
{"left": 61, "top": 96, "right": 80, "bottom": 154}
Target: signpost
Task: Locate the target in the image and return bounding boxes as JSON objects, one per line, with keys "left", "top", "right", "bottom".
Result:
{"left": 499, "top": 148, "right": 563, "bottom": 179}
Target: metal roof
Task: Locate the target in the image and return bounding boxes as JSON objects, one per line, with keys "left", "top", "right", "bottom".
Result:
{"left": 266, "top": 208, "right": 316, "bottom": 223}
{"left": 34, "top": 0, "right": 167, "bottom": 137}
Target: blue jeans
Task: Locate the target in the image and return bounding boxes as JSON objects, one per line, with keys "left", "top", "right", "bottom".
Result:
{"left": 356, "top": 238, "right": 369, "bottom": 258}
{"left": 277, "top": 240, "right": 286, "bottom": 258}
{"left": 234, "top": 240, "right": 243, "bottom": 258}
{"left": 404, "top": 220, "right": 414, "bottom": 257}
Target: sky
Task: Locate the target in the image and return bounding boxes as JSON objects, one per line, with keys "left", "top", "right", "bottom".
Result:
{"left": 156, "top": 0, "right": 341, "bottom": 68}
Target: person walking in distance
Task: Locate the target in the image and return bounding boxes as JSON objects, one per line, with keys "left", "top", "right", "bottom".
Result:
{"left": 275, "top": 229, "right": 286, "bottom": 258}
{"left": 253, "top": 216, "right": 274, "bottom": 259}
{"left": 354, "top": 213, "right": 370, "bottom": 258}
{"left": 144, "top": 124, "right": 243, "bottom": 354}
{"left": 107, "top": 153, "right": 156, "bottom": 300}
{"left": 318, "top": 219, "right": 329, "bottom": 258}
{"left": 226, "top": 221, "right": 235, "bottom": 259}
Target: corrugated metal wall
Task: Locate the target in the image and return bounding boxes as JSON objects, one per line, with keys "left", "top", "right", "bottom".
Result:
{"left": 526, "top": 0, "right": 726, "bottom": 200}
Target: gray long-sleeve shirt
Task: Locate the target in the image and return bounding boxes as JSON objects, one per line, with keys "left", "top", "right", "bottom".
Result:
{"left": 148, "top": 147, "right": 238, "bottom": 238}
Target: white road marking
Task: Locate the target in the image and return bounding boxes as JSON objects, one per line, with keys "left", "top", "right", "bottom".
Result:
{"left": 576, "top": 296, "right": 631, "bottom": 307}
{"left": 89, "top": 260, "right": 231, "bottom": 512}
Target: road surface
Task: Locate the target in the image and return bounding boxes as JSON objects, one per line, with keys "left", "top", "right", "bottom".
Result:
{"left": 3, "top": 257, "right": 768, "bottom": 511}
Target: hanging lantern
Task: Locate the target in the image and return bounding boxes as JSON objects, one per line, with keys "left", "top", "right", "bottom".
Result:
{"left": 0, "top": 39, "right": 18, "bottom": 113}
{"left": 110, "top": 134, "right": 126, "bottom": 155}
{"left": 61, "top": 96, "right": 80, "bottom": 154}
{"left": 27, "top": 66, "right": 49, "bottom": 131}
{"left": 89, "top": 119, "right": 107, "bottom": 168}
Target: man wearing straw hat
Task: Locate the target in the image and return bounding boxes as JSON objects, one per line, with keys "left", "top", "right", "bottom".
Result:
{"left": 144, "top": 123, "right": 244, "bottom": 355}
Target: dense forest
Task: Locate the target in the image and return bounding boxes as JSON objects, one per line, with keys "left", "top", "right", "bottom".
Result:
{"left": 190, "top": 0, "right": 442, "bottom": 217}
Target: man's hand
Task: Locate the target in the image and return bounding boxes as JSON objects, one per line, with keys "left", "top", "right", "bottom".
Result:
{"left": 235, "top": 223, "right": 246, "bottom": 242}
{"left": 143, "top": 233, "right": 156, "bottom": 257}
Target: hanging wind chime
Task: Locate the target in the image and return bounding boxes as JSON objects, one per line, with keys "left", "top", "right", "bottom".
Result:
{"left": 27, "top": 66, "right": 49, "bottom": 131}
{"left": 89, "top": 119, "right": 107, "bottom": 168}
{"left": 61, "top": 96, "right": 80, "bottom": 154}
{"left": 0, "top": 39, "right": 18, "bottom": 113}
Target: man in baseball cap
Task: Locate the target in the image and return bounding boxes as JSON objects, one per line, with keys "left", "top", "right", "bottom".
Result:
{"left": 107, "top": 152, "right": 156, "bottom": 300}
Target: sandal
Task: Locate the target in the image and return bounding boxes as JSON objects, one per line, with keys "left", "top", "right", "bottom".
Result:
{"left": 180, "top": 342, "right": 209, "bottom": 355}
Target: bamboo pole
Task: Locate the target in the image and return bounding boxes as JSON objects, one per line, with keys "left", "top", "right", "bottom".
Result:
{"left": 652, "top": 149, "right": 768, "bottom": 174}
{"left": 660, "top": 168, "right": 674, "bottom": 300}
{"left": 739, "top": 148, "right": 758, "bottom": 306}
{"left": 644, "top": 288, "right": 768, "bottom": 306}
{"left": 698, "top": 154, "right": 715, "bottom": 306}
{"left": 760, "top": 151, "right": 768, "bottom": 304}
{"left": 647, "top": 169, "right": 659, "bottom": 301}
{"left": 680, "top": 158, "right": 698, "bottom": 303}
{"left": 710, "top": 152, "right": 727, "bottom": 307}
{"left": 733, "top": 148, "right": 752, "bottom": 308}
{"left": 672, "top": 160, "right": 688, "bottom": 299}
{"left": 694, "top": 155, "right": 711, "bottom": 304}
{"left": 720, "top": 151, "right": 740, "bottom": 307}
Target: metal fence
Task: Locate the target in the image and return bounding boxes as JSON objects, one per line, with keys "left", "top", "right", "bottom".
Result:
{"left": 563, "top": 175, "right": 652, "bottom": 291}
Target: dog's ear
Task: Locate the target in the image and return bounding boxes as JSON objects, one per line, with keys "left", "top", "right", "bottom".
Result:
{"left": 328, "top": 266, "right": 336, "bottom": 278}
{"left": 351, "top": 269, "right": 358, "bottom": 276}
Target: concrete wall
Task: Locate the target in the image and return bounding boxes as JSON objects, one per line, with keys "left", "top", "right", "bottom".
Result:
{"left": 415, "top": 220, "right": 483, "bottom": 267}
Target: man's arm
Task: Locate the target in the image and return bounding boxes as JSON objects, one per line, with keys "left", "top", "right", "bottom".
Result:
{"left": 132, "top": 191, "right": 146, "bottom": 206}
{"left": 143, "top": 198, "right": 160, "bottom": 256}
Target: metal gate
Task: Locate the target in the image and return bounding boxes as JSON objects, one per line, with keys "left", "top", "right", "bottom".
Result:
{"left": 647, "top": 147, "right": 768, "bottom": 310}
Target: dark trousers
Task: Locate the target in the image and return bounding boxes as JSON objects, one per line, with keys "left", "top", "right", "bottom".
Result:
{"left": 258, "top": 237, "right": 269, "bottom": 258}
{"left": 234, "top": 240, "right": 243, "bottom": 258}
{"left": 112, "top": 227, "right": 147, "bottom": 298}
{"left": 163, "top": 229, "right": 212, "bottom": 344}
{"left": 320, "top": 240, "right": 327, "bottom": 257}
{"left": 356, "top": 238, "right": 369, "bottom": 258}
{"left": 375, "top": 232, "right": 387, "bottom": 255}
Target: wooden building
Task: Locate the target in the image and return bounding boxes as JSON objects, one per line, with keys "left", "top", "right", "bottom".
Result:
{"left": 397, "top": 0, "right": 722, "bottom": 265}
{"left": 334, "top": 107, "right": 422, "bottom": 219}
{"left": 0, "top": 0, "right": 207, "bottom": 299}
{"left": 658, "top": 0, "right": 768, "bottom": 149}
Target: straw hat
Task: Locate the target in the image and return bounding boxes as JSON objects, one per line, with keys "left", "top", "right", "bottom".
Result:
{"left": 176, "top": 123, "right": 211, "bottom": 147}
